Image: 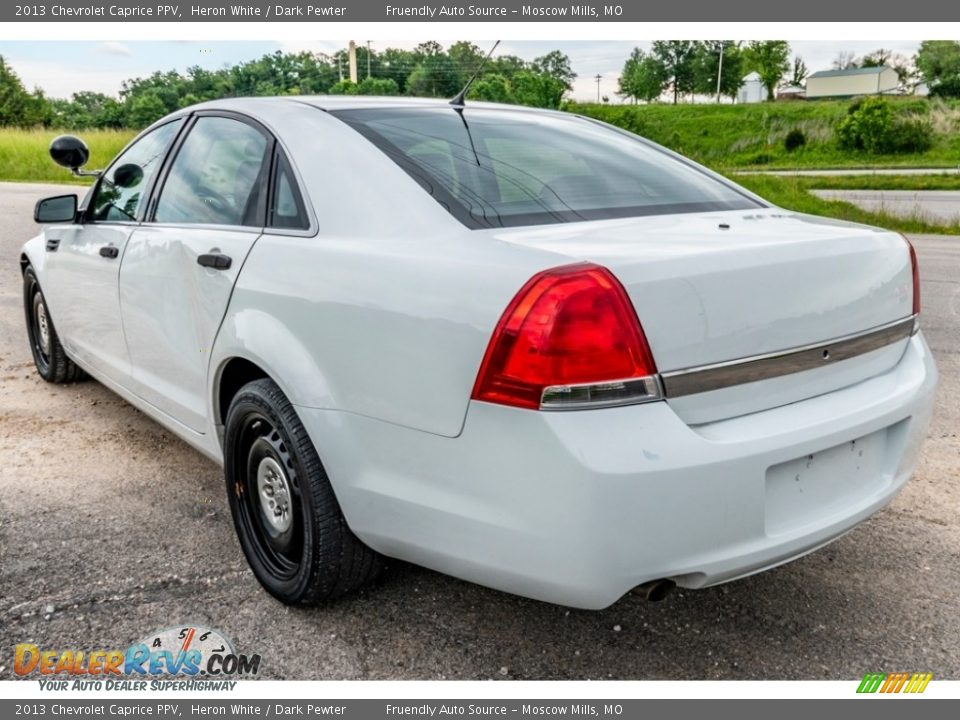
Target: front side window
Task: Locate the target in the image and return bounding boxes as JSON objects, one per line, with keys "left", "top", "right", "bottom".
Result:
{"left": 155, "top": 116, "right": 269, "bottom": 227}
{"left": 333, "top": 108, "right": 763, "bottom": 229}
{"left": 89, "top": 119, "right": 183, "bottom": 222}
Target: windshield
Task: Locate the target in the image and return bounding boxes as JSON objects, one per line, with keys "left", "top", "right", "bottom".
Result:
{"left": 332, "top": 107, "right": 763, "bottom": 229}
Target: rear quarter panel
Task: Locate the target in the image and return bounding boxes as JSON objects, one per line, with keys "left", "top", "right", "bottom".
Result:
{"left": 210, "top": 102, "right": 569, "bottom": 437}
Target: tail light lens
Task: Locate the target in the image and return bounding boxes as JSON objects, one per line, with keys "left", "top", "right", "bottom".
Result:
{"left": 901, "top": 235, "right": 920, "bottom": 331}
{"left": 471, "top": 263, "right": 660, "bottom": 410}
{"left": 908, "top": 240, "right": 921, "bottom": 317}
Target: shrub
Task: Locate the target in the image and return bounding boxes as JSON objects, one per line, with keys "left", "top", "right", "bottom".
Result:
{"left": 835, "top": 97, "right": 936, "bottom": 154}
{"left": 784, "top": 128, "right": 806, "bottom": 151}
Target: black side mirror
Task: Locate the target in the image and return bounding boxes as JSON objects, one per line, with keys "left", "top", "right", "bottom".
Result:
{"left": 112, "top": 163, "right": 144, "bottom": 189}
{"left": 35, "top": 194, "right": 78, "bottom": 224}
{"left": 49, "top": 135, "right": 90, "bottom": 172}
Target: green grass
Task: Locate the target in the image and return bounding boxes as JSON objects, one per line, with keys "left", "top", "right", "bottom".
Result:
{"left": 0, "top": 128, "right": 135, "bottom": 184}
{"left": 734, "top": 174, "right": 960, "bottom": 235}
{"left": 569, "top": 98, "right": 960, "bottom": 170}
{"left": 773, "top": 173, "right": 960, "bottom": 191}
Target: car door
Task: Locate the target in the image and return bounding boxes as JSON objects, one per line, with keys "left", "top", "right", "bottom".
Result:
{"left": 118, "top": 113, "right": 273, "bottom": 433}
{"left": 41, "top": 119, "right": 185, "bottom": 386}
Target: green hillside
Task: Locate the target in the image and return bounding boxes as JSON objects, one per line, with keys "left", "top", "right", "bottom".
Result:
{"left": 568, "top": 98, "right": 960, "bottom": 169}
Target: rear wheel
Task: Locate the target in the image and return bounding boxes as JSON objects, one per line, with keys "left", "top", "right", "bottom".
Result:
{"left": 224, "top": 378, "right": 383, "bottom": 604}
{"left": 23, "top": 267, "right": 86, "bottom": 384}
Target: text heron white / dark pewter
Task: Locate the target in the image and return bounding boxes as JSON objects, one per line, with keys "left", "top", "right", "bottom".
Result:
{"left": 20, "top": 96, "right": 937, "bottom": 609}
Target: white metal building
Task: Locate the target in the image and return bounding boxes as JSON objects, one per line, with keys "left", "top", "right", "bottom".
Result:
{"left": 805, "top": 66, "right": 900, "bottom": 99}
{"left": 737, "top": 72, "right": 766, "bottom": 103}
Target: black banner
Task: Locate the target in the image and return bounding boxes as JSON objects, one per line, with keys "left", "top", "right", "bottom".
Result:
{"left": 4, "top": 0, "right": 956, "bottom": 22}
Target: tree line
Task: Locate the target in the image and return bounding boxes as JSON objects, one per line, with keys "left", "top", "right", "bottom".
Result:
{"left": 4, "top": 40, "right": 960, "bottom": 130}
{"left": 0, "top": 42, "right": 576, "bottom": 129}
{"left": 618, "top": 40, "right": 960, "bottom": 103}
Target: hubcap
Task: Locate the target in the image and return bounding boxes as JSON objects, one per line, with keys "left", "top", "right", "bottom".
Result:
{"left": 256, "top": 456, "right": 293, "bottom": 535}
{"left": 34, "top": 295, "right": 51, "bottom": 356}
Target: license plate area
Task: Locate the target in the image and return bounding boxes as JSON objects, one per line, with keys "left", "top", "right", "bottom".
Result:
{"left": 764, "top": 422, "right": 904, "bottom": 536}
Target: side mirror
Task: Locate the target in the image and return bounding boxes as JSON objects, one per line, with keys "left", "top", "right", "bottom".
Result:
{"left": 35, "top": 194, "right": 78, "bottom": 224}
{"left": 49, "top": 135, "right": 90, "bottom": 172}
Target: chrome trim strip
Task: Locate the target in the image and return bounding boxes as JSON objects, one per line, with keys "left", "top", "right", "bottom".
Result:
{"left": 660, "top": 315, "right": 916, "bottom": 398}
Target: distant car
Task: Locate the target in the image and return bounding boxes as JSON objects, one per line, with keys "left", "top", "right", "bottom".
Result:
{"left": 21, "top": 97, "right": 937, "bottom": 609}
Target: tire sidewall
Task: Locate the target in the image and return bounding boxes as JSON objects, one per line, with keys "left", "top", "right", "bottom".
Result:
{"left": 224, "top": 385, "right": 319, "bottom": 603}
{"left": 23, "top": 267, "right": 55, "bottom": 380}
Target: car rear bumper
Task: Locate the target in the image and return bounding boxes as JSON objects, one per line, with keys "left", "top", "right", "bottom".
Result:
{"left": 298, "top": 332, "right": 937, "bottom": 609}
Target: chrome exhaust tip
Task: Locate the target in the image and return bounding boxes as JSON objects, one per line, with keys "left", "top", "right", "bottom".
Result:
{"left": 632, "top": 579, "right": 676, "bottom": 602}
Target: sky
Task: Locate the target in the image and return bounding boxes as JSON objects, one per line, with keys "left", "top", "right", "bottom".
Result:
{"left": 0, "top": 40, "right": 923, "bottom": 103}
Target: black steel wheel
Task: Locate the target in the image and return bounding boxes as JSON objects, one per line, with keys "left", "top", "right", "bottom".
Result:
{"left": 224, "top": 378, "right": 383, "bottom": 604}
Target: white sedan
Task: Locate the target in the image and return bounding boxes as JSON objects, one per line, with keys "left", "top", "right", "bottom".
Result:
{"left": 21, "top": 97, "right": 937, "bottom": 609}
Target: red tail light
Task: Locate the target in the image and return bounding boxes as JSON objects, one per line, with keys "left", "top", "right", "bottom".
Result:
{"left": 471, "top": 263, "right": 660, "bottom": 410}
{"left": 907, "top": 240, "right": 921, "bottom": 316}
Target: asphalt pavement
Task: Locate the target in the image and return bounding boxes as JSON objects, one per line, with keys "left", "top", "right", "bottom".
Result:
{"left": 1, "top": 182, "right": 958, "bottom": 680}
{"left": 811, "top": 189, "right": 960, "bottom": 225}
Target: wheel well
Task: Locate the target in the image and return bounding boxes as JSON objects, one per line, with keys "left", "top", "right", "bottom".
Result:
{"left": 20, "top": 254, "right": 31, "bottom": 274}
{"left": 217, "top": 358, "right": 269, "bottom": 425}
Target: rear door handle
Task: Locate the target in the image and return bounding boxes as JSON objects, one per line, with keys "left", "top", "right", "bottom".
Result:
{"left": 197, "top": 253, "right": 232, "bottom": 270}
{"left": 99, "top": 245, "right": 119, "bottom": 259}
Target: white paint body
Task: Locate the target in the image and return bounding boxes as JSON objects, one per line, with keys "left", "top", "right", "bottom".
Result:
{"left": 22, "top": 98, "right": 937, "bottom": 609}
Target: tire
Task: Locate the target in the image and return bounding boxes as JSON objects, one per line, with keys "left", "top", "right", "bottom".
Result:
{"left": 224, "top": 378, "right": 383, "bottom": 605}
{"left": 23, "top": 266, "right": 86, "bottom": 384}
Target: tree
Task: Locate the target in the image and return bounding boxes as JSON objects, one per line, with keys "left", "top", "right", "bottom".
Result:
{"left": 356, "top": 77, "right": 399, "bottom": 96}
{"left": 469, "top": 73, "right": 513, "bottom": 103}
{"left": 744, "top": 41, "right": 790, "bottom": 100}
{"left": 832, "top": 51, "right": 858, "bottom": 71}
{"left": 693, "top": 41, "right": 743, "bottom": 99}
{"left": 618, "top": 47, "right": 667, "bottom": 103}
{"left": 789, "top": 56, "right": 809, "bottom": 86}
{"left": 651, "top": 41, "right": 699, "bottom": 104}
{"left": 916, "top": 40, "right": 960, "bottom": 97}
{"left": 511, "top": 71, "right": 568, "bottom": 109}
{"left": 0, "top": 55, "right": 48, "bottom": 126}
{"left": 861, "top": 48, "right": 915, "bottom": 85}
{"left": 531, "top": 50, "right": 576, "bottom": 91}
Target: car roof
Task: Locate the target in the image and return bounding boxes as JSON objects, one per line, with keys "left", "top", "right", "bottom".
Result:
{"left": 179, "top": 95, "right": 565, "bottom": 117}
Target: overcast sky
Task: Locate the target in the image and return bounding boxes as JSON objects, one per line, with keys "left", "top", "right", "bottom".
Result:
{"left": 0, "top": 40, "right": 922, "bottom": 103}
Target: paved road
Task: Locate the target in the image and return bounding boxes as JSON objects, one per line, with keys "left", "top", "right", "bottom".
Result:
{"left": 737, "top": 168, "right": 960, "bottom": 176}
{"left": 811, "top": 189, "right": 960, "bottom": 225}
{"left": 1, "top": 182, "right": 958, "bottom": 680}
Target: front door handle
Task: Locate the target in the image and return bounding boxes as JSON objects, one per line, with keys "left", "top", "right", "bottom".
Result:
{"left": 99, "top": 245, "right": 119, "bottom": 259}
{"left": 197, "top": 253, "right": 232, "bottom": 270}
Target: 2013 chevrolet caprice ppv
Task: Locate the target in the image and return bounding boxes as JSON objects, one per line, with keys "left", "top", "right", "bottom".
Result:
{"left": 21, "top": 97, "right": 937, "bottom": 609}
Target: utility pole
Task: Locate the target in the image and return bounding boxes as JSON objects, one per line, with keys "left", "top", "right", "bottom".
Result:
{"left": 348, "top": 40, "right": 358, "bottom": 84}
{"left": 595, "top": 73, "right": 602, "bottom": 103}
{"left": 716, "top": 43, "right": 724, "bottom": 103}
{"left": 367, "top": 40, "right": 372, "bottom": 79}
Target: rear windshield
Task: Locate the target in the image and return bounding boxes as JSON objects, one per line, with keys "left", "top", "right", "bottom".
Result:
{"left": 332, "top": 107, "right": 762, "bottom": 229}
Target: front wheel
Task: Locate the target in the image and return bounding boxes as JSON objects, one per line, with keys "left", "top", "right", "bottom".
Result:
{"left": 23, "top": 266, "right": 86, "bottom": 383}
{"left": 224, "top": 378, "right": 383, "bottom": 604}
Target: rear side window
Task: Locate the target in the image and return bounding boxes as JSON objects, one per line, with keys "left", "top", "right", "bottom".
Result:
{"left": 268, "top": 153, "right": 309, "bottom": 230}
{"left": 333, "top": 108, "right": 762, "bottom": 229}
{"left": 154, "top": 116, "right": 269, "bottom": 227}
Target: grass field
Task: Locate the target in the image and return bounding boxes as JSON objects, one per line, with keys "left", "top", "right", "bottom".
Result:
{"left": 0, "top": 129, "right": 134, "bottom": 184}
{"left": 569, "top": 99, "right": 960, "bottom": 170}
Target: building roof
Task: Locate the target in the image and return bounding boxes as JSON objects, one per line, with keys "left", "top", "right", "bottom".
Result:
{"left": 807, "top": 66, "right": 893, "bottom": 79}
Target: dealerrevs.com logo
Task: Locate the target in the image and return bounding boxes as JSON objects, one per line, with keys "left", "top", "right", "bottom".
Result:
{"left": 14, "top": 626, "right": 261, "bottom": 691}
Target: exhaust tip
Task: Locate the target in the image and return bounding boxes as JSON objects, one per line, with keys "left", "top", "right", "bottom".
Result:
{"left": 631, "top": 579, "right": 676, "bottom": 602}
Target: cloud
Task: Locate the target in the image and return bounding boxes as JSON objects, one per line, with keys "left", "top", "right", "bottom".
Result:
{"left": 96, "top": 41, "right": 132, "bottom": 57}
{"left": 7, "top": 58, "right": 131, "bottom": 98}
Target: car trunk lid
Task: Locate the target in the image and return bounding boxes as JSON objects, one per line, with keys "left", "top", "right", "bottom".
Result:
{"left": 488, "top": 210, "right": 915, "bottom": 424}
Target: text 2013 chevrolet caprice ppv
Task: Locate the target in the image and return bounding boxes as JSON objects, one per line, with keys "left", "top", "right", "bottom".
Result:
{"left": 21, "top": 96, "right": 936, "bottom": 609}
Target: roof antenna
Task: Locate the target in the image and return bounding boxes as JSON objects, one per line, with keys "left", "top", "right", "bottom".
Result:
{"left": 450, "top": 40, "right": 500, "bottom": 107}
